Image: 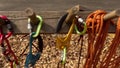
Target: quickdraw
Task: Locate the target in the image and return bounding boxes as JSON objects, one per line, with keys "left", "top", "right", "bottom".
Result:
{"left": 56, "top": 13, "right": 75, "bottom": 65}
{"left": 73, "top": 15, "right": 87, "bottom": 68}
{"left": 25, "top": 15, "right": 43, "bottom": 68}
{"left": 0, "top": 15, "right": 19, "bottom": 68}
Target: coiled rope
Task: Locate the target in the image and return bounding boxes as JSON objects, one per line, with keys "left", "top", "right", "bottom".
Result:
{"left": 84, "top": 10, "right": 113, "bottom": 68}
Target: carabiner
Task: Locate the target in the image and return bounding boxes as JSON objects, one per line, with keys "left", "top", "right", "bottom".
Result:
{"left": 74, "top": 16, "right": 87, "bottom": 35}
{"left": 61, "top": 47, "right": 66, "bottom": 64}
{"left": 28, "top": 15, "right": 43, "bottom": 38}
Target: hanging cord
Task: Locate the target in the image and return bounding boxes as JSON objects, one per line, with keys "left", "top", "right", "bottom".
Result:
{"left": 84, "top": 10, "right": 113, "bottom": 68}
{"left": 77, "top": 35, "right": 83, "bottom": 68}
{"left": 0, "top": 15, "right": 19, "bottom": 68}
{"left": 100, "top": 17, "right": 120, "bottom": 68}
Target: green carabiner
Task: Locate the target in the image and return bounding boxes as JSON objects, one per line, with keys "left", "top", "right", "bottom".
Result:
{"left": 28, "top": 15, "right": 43, "bottom": 37}
{"left": 62, "top": 47, "right": 66, "bottom": 64}
{"left": 75, "top": 22, "right": 87, "bottom": 35}
{"left": 74, "top": 17, "right": 87, "bottom": 35}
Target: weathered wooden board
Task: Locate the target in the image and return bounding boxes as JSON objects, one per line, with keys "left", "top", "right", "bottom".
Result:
{"left": 0, "top": 0, "right": 120, "bottom": 11}
{"left": 0, "top": 11, "right": 116, "bottom": 34}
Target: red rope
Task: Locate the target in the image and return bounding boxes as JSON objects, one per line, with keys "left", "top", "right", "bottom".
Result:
{"left": 1, "top": 33, "right": 19, "bottom": 68}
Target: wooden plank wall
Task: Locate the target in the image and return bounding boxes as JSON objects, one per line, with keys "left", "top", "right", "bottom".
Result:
{"left": 0, "top": 10, "right": 116, "bottom": 34}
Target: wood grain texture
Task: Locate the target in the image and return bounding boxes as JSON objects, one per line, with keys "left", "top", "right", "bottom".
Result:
{"left": 0, "top": 11, "right": 116, "bottom": 34}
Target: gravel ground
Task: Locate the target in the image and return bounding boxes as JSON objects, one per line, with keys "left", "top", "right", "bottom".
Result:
{"left": 0, "top": 34, "right": 115, "bottom": 68}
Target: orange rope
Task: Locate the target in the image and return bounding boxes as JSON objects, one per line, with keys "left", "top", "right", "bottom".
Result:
{"left": 85, "top": 9, "right": 120, "bottom": 68}
{"left": 100, "top": 17, "right": 120, "bottom": 68}
{"left": 84, "top": 10, "right": 112, "bottom": 68}
{"left": 109, "top": 56, "right": 120, "bottom": 68}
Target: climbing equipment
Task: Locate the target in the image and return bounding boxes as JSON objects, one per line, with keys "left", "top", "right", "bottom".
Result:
{"left": 61, "top": 47, "right": 66, "bottom": 64}
{"left": 56, "top": 13, "right": 68, "bottom": 33}
{"left": 25, "top": 15, "right": 43, "bottom": 68}
{"left": 28, "top": 15, "right": 43, "bottom": 37}
{"left": 24, "top": 32, "right": 43, "bottom": 68}
{"left": 77, "top": 35, "right": 84, "bottom": 68}
{"left": 0, "top": 15, "right": 19, "bottom": 68}
{"left": 56, "top": 13, "right": 75, "bottom": 65}
{"left": 73, "top": 15, "right": 86, "bottom": 68}
{"left": 84, "top": 10, "right": 113, "bottom": 68}
{"left": 74, "top": 15, "right": 87, "bottom": 35}
{"left": 100, "top": 17, "right": 120, "bottom": 68}
{"left": 84, "top": 10, "right": 109, "bottom": 68}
